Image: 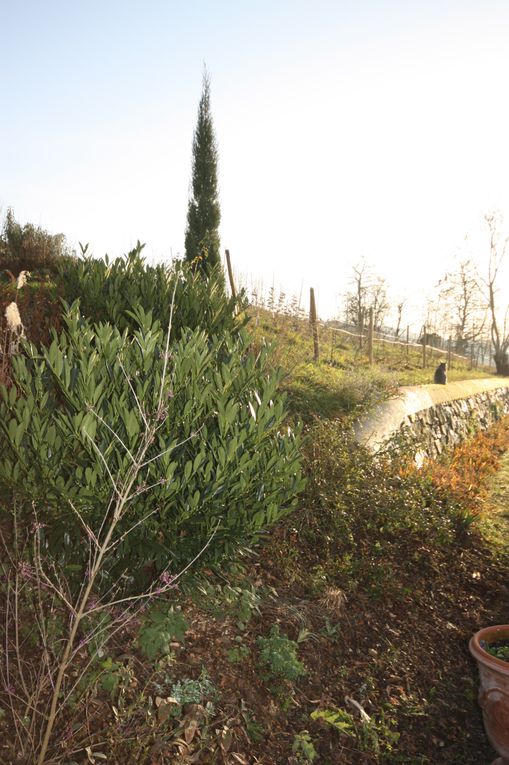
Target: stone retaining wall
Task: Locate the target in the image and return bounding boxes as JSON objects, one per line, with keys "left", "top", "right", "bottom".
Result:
{"left": 403, "top": 386, "right": 509, "bottom": 459}
{"left": 354, "top": 378, "right": 509, "bottom": 459}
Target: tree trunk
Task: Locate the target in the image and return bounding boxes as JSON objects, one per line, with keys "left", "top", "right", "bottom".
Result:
{"left": 493, "top": 350, "right": 509, "bottom": 376}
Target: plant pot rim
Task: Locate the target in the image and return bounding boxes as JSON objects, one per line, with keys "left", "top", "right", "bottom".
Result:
{"left": 470, "top": 625, "right": 509, "bottom": 674}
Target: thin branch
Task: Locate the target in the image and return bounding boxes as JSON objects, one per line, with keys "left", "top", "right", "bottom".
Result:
{"left": 84, "top": 433, "right": 120, "bottom": 498}
{"left": 139, "top": 425, "right": 203, "bottom": 469}
{"left": 118, "top": 356, "right": 149, "bottom": 430}
{"left": 86, "top": 519, "right": 221, "bottom": 616}
{"left": 105, "top": 508, "right": 159, "bottom": 552}
{"left": 86, "top": 405, "right": 136, "bottom": 464}
{"left": 68, "top": 500, "right": 99, "bottom": 549}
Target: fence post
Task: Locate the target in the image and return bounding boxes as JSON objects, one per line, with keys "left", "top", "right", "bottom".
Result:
{"left": 406, "top": 325, "right": 410, "bottom": 359}
{"left": 309, "top": 288, "right": 319, "bottom": 363}
{"left": 422, "top": 325, "right": 427, "bottom": 369}
{"left": 447, "top": 336, "right": 452, "bottom": 368}
{"left": 368, "top": 307, "right": 374, "bottom": 365}
{"left": 224, "top": 249, "right": 237, "bottom": 302}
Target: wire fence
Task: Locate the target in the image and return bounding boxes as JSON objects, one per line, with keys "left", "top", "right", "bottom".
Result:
{"left": 228, "top": 261, "right": 495, "bottom": 370}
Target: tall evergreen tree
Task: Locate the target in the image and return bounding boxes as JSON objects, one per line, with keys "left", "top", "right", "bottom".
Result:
{"left": 184, "top": 71, "right": 221, "bottom": 272}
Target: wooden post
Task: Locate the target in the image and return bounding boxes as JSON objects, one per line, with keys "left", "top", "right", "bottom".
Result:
{"left": 224, "top": 249, "right": 237, "bottom": 302}
{"left": 309, "top": 288, "right": 319, "bottom": 363}
{"left": 422, "top": 325, "right": 427, "bottom": 369}
{"left": 475, "top": 343, "right": 481, "bottom": 368}
{"left": 447, "top": 336, "right": 452, "bottom": 368}
{"left": 367, "top": 307, "right": 374, "bottom": 365}
{"left": 406, "top": 325, "right": 410, "bottom": 360}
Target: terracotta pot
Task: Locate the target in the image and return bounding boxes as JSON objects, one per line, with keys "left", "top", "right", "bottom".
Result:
{"left": 470, "top": 625, "right": 509, "bottom": 765}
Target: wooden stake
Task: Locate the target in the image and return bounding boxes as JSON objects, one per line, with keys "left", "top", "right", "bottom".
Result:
{"left": 309, "top": 288, "right": 319, "bottom": 363}
{"left": 225, "top": 249, "right": 237, "bottom": 301}
{"left": 368, "top": 307, "right": 374, "bottom": 365}
{"left": 422, "top": 325, "right": 427, "bottom": 369}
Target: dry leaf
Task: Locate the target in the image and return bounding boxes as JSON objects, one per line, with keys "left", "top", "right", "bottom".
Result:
{"left": 184, "top": 718, "right": 199, "bottom": 743}
{"left": 156, "top": 696, "right": 180, "bottom": 724}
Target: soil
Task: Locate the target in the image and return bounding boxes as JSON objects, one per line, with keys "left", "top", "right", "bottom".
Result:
{"left": 209, "top": 449, "right": 509, "bottom": 765}
{"left": 3, "top": 452, "right": 509, "bottom": 765}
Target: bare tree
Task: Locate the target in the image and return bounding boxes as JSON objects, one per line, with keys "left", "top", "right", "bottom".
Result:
{"left": 437, "top": 258, "right": 486, "bottom": 354}
{"left": 344, "top": 261, "right": 389, "bottom": 333}
{"left": 394, "top": 301, "right": 405, "bottom": 339}
{"left": 482, "top": 212, "right": 509, "bottom": 375}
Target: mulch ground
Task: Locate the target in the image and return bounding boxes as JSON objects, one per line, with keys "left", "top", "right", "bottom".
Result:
{"left": 2, "top": 460, "right": 509, "bottom": 765}
{"left": 191, "top": 525, "right": 509, "bottom": 764}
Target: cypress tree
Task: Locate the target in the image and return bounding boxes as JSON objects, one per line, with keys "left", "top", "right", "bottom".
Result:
{"left": 184, "top": 71, "right": 221, "bottom": 272}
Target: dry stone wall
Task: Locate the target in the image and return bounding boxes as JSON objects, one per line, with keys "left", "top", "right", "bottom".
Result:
{"left": 354, "top": 378, "right": 509, "bottom": 460}
{"left": 401, "top": 386, "right": 509, "bottom": 459}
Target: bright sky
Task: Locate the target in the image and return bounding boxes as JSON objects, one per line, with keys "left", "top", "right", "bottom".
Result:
{"left": 3, "top": 0, "right": 509, "bottom": 326}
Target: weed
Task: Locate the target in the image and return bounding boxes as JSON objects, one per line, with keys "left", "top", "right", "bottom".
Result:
{"left": 170, "top": 668, "right": 217, "bottom": 708}
{"left": 192, "top": 578, "right": 269, "bottom": 629}
{"left": 227, "top": 644, "right": 250, "bottom": 663}
{"left": 311, "top": 707, "right": 355, "bottom": 734}
{"left": 311, "top": 706, "right": 399, "bottom": 757}
{"left": 257, "top": 625, "right": 306, "bottom": 682}
{"left": 292, "top": 730, "right": 318, "bottom": 763}
{"left": 138, "top": 605, "right": 188, "bottom": 661}
{"left": 319, "top": 618, "right": 341, "bottom": 642}
{"left": 240, "top": 701, "right": 265, "bottom": 743}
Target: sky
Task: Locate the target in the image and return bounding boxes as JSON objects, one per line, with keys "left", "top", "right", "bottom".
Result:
{"left": 3, "top": 0, "right": 509, "bottom": 327}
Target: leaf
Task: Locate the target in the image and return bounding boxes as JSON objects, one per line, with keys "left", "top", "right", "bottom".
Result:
{"left": 220, "top": 725, "right": 233, "bottom": 753}
{"left": 184, "top": 718, "right": 199, "bottom": 743}
{"left": 156, "top": 697, "right": 180, "bottom": 724}
{"left": 85, "top": 747, "right": 107, "bottom": 763}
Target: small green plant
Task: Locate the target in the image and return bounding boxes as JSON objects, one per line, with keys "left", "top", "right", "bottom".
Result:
{"left": 319, "top": 619, "right": 340, "bottom": 642}
{"left": 292, "top": 730, "right": 318, "bottom": 763}
{"left": 311, "top": 708, "right": 356, "bottom": 734}
{"left": 170, "top": 668, "right": 217, "bottom": 707}
{"left": 227, "top": 643, "right": 250, "bottom": 663}
{"left": 78, "top": 653, "right": 135, "bottom": 697}
{"left": 138, "top": 605, "right": 188, "bottom": 661}
{"left": 98, "top": 657, "right": 127, "bottom": 694}
{"left": 257, "top": 625, "right": 306, "bottom": 682}
{"left": 311, "top": 706, "right": 399, "bottom": 756}
{"left": 485, "top": 640, "right": 509, "bottom": 662}
{"left": 240, "top": 702, "right": 265, "bottom": 743}
{"left": 192, "top": 579, "right": 267, "bottom": 629}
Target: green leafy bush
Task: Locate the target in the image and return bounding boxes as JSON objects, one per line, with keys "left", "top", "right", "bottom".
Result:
{"left": 57, "top": 245, "right": 246, "bottom": 339}
{"left": 299, "top": 420, "right": 459, "bottom": 596}
{"left": 257, "top": 625, "right": 306, "bottom": 682}
{"left": 138, "top": 606, "right": 188, "bottom": 661}
{"left": 0, "top": 304, "right": 303, "bottom": 582}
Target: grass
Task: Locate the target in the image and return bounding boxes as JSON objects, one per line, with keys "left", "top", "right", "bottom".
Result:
{"left": 249, "top": 308, "right": 494, "bottom": 419}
